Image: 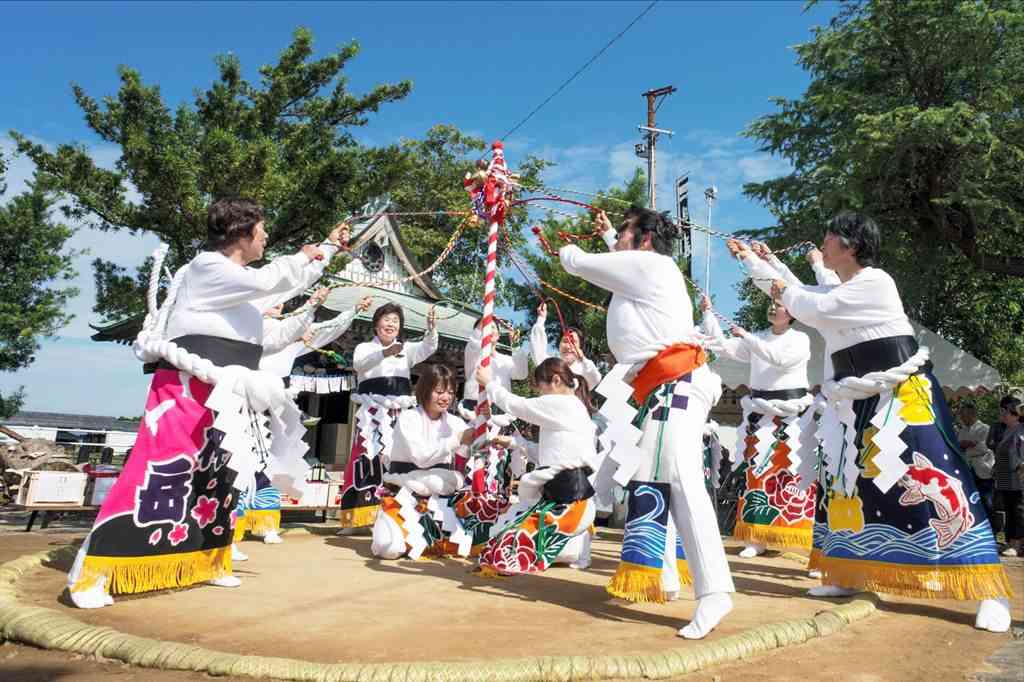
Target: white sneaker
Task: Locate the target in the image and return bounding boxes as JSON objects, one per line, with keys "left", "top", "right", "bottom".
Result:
{"left": 231, "top": 544, "right": 249, "bottom": 562}
{"left": 208, "top": 575, "right": 241, "bottom": 588}
{"left": 263, "top": 531, "right": 283, "bottom": 545}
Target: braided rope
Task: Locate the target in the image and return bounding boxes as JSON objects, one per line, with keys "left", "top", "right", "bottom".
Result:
{"left": 740, "top": 392, "right": 815, "bottom": 419}
{"left": 821, "top": 348, "right": 931, "bottom": 403}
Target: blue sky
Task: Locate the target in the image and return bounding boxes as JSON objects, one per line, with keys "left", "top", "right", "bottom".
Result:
{"left": 1, "top": 0, "right": 834, "bottom": 416}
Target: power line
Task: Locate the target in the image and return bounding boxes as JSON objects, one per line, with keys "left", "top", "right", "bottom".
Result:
{"left": 496, "top": 1, "right": 659, "bottom": 143}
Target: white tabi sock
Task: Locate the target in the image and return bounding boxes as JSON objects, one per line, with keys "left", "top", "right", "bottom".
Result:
{"left": 231, "top": 544, "right": 248, "bottom": 562}
{"left": 678, "top": 592, "right": 733, "bottom": 639}
{"left": 739, "top": 543, "right": 766, "bottom": 558}
{"left": 262, "top": 531, "right": 283, "bottom": 544}
{"left": 69, "top": 577, "right": 112, "bottom": 609}
{"left": 208, "top": 575, "right": 241, "bottom": 588}
{"left": 807, "top": 585, "right": 860, "bottom": 597}
{"left": 975, "top": 598, "right": 1011, "bottom": 633}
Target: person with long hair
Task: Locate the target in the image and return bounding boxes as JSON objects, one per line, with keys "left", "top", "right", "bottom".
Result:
{"left": 753, "top": 210, "right": 1012, "bottom": 633}
{"left": 67, "top": 198, "right": 345, "bottom": 608}
{"left": 370, "top": 364, "right": 475, "bottom": 559}
{"left": 337, "top": 302, "right": 438, "bottom": 530}
{"left": 560, "top": 205, "right": 735, "bottom": 639}
{"left": 474, "top": 358, "right": 598, "bottom": 575}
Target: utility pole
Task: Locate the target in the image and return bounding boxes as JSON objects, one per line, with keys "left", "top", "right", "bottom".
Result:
{"left": 634, "top": 85, "right": 676, "bottom": 210}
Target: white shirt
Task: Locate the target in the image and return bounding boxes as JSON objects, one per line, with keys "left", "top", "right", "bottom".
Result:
{"left": 702, "top": 313, "right": 810, "bottom": 391}
{"left": 260, "top": 309, "right": 357, "bottom": 378}
{"left": 485, "top": 382, "right": 596, "bottom": 469}
{"left": 386, "top": 406, "right": 468, "bottom": 470}
{"left": 559, "top": 246, "right": 695, "bottom": 365}
{"left": 462, "top": 327, "right": 530, "bottom": 401}
{"left": 352, "top": 330, "right": 439, "bottom": 383}
{"left": 958, "top": 421, "right": 993, "bottom": 479}
{"left": 165, "top": 246, "right": 338, "bottom": 345}
{"left": 529, "top": 315, "right": 602, "bottom": 391}
{"left": 739, "top": 253, "right": 913, "bottom": 363}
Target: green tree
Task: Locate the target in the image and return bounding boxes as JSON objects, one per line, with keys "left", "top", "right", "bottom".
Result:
{"left": 0, "top": 161, "right": 79, "bottom": 417}
{"left": 11, "top": 28, "right": 412, "bottom": 324}
{"left": 740, "top": 0, "right": 1024, "bottom": 382}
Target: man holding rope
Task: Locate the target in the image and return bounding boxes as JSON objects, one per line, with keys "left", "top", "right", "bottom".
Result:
{"left": 559, "top": 206, "right": 735, "bottom": 640}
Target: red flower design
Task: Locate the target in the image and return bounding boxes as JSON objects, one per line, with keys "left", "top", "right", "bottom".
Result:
{"left": 229, "top": 510, "right": 238, "bottom": 529}
{"left": 463, "top": 492, "right": 507, "bottom": 523}
{"left": 764, "top": 470, "right": 815, "bottom": 525}
{"left": 167, "top": 523, "right": 189, "bottom": 547}
{"left": 482, "top": 529, "right": 537, "bottom": 574}
{"left": 190, "top": 495, "right": 218, "bottom": 528}
{"left": 212, "top": 526, "right": 224, "bottom": 536}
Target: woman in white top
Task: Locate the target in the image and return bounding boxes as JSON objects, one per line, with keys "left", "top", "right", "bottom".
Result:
{"left": 530, "top": 301, "right": 602, "bottom": 392}
{"left": 68, "top": 198, "right": 343, "bottom": 608}
{"left": 475, "top": 358, "right": 597, "bottom": 575}
{"left": 232, "top": 292, "right": 371, "bottom": 555}
{"left": 754, "top": 211, "right": 1010, "bottom": 633}
{"left": 701, "top": 292, "right": 816, "bottom": 559}
{"left": 371, "top": 365, "right": 474, "bottom": 559}
{"left": 338, "top": 303, "right": 438, "bottom": 529}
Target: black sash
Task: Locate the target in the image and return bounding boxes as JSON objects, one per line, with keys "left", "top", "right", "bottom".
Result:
{"left": 147, "top": 334, "right": 263, "bottom": 373}
{"left": 541, "top": 466, "right": 594, "bottom": 505}
{"left": 750, "top": 388, "right": 809, "bottom": 401}
{"left": 386, "top": 461, "right": 451, "bottom": 475}
{"left": 357, "top": 376, "right": 412, "bottom": 397}
{"left": 830, "top": 335, "right": 928, "bottom": 381}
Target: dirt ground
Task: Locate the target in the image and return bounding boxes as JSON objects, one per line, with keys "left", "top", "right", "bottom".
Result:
{"left": 0, "top": 526, "right": 1021, "bottom": 682}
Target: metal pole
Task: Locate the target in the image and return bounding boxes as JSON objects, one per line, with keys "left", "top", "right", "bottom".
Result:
{"left": 704, "top": 186, "right": 717, "bottom": 295}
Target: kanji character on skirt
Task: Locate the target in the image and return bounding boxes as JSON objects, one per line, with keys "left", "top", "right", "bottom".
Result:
{"left": 338, "top": 303, "right": 438, "bottom": 530}
{"left": 476, "top": 358, "right": 598, "bottom": 576}
{"left": 67, "top": 199, "right": 344, "bottom": 608}
{"left": 700, "top": 285, "right": 816, "bottom": 559}
{"left": 749, "top": 211, "right": 1012, "bottom": 633}
{"left": 370, "top": 365, "right": 475, "bottom": 559}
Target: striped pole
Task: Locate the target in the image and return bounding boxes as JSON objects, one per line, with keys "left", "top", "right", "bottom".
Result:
{"left": 471, "top": 142, "right": 510, "bottom": 492}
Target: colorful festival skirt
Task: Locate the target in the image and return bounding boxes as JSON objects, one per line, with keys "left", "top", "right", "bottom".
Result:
{"left": 69, "top": 370, "right": 238, "bottom": 596}
{"left": 234, "top": 471, "right": 281, "bottom": 542}
{"left": 607, "top": 481, "right": 691, "bottom": 603}
{"left": 373, "top": 493, "right": 462, "bottom": 558}
{"left": 733, "top": 406, "right": 815, "bottom": 551}
{"left": 478, "top": 496, "right": 595, "bottom": 575}
{"left": 811, "top": 367, "right": 1011, "bottom": 599}
{"left": 338, "top": 401, "right": 396, "bottom": 528}
{"left": 451, "top": 447, "right": 514, "bottom": 554}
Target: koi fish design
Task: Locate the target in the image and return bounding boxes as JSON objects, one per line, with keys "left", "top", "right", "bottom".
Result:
{"left": 897, "top": 451, "right": 973, "bottom": 550}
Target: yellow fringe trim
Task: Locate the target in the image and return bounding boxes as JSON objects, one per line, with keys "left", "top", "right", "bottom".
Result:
{"left": 244, "top": 510, "right": 281, "bottom": 536}
{"left": 814, "top": 555, "right": 1014, "bottom": 600}
{"left": 677, "top": 559, "right": 693, "bottom": 586}
{"left": 233, "top": 522, "right": 247, "bottom": 544}
{"left": 338, "top": 504, "right": 379, "bottom": 529}
{"left": 69, "top": 547, "right": 231, "bottom": 596}
{"left": 606, "top": 562, "right": 665, "bottom": 604}
{"left": 733, "top": 520, "right": 813, "bottom": 551}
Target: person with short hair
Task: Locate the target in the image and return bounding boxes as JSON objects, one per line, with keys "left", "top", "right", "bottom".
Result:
{"left": 957, "top": 403, "right": 995, "bottom": 521}
{"left": 993, "top": 397, "right": 1024, "bottom": 557}
{"left": 67, "top": 197, "right": 343, "bottom": 608}
{"left": 759, "top": 210, "right": 1011, "bottom": 633}
{"left": 560, "top": 205, "right": 735, "bottom": 640}
{"left": 337, "top": 302, "right": 438, "bottom": 530}
{"left": 370, "top": 364, "right": 474, "bottom": 559}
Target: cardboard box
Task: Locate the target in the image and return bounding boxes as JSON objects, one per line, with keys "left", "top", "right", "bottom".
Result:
{"left": 16, "top": 471, "right": 88, "bottom": 506}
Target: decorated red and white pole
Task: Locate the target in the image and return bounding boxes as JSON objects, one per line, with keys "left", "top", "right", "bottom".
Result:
{"left": 470, "top": 141, "right": 511, "bottom": 492}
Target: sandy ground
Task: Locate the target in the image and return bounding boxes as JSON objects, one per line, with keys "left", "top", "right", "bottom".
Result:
{"left": 1, "top": 526, "right": 1021, "bottom": 681}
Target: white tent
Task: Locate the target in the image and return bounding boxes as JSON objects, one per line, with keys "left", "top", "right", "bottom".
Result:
{"left": 710, "top": 320, "right": 1002, "bottom": 396}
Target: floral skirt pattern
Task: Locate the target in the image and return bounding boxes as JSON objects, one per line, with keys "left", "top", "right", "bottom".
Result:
{"left": 478, "top": 498, "right": 594, "bottom": 575}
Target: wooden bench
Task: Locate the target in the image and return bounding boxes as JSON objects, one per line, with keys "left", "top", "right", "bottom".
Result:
{"left": 12, "top": 505, "right": 100, "bottom": 532}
